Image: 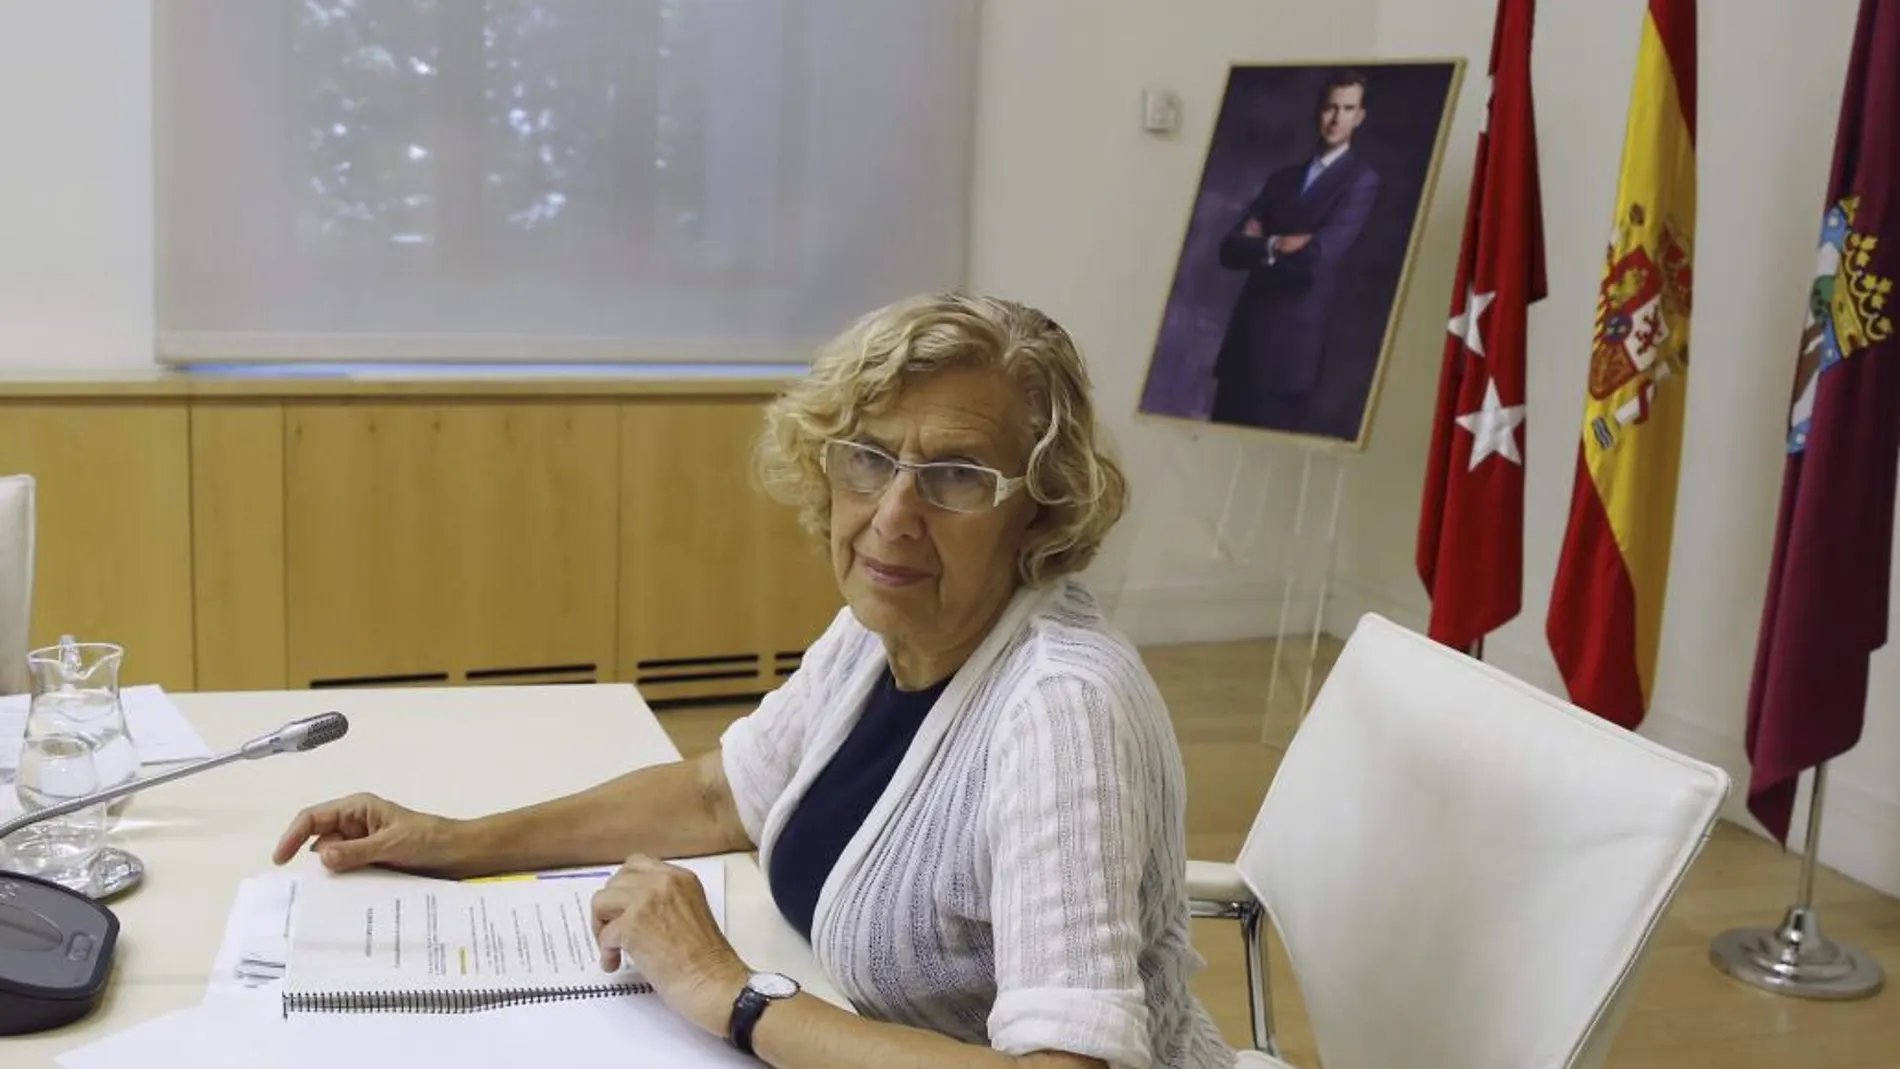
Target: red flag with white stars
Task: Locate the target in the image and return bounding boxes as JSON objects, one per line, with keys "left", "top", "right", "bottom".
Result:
{"left": 1417, "top": 0, "right": 1548, "bottom": 650}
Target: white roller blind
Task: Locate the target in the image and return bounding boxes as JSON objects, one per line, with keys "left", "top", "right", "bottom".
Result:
{"left": 155, "top": 0, "right": 978, "bottom": 364}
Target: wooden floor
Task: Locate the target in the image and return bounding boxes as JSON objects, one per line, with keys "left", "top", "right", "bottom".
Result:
{"left": 658, "top": 635, "right": 1900, "bottom": 1068}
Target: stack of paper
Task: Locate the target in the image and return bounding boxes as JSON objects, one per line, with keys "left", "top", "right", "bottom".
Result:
{"left": 0, "top": 684, "right": 214, "bottom": 771}
{"left": 55, "top": 858, "right": 753, "bottom": 1069}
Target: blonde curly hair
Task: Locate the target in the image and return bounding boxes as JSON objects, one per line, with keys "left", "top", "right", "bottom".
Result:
{"left": 756, "top": 292, "right": 1129, "bottom": 587}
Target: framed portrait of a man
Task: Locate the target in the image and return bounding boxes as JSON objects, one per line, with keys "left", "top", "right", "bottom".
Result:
{"left": 1138, "top": 59, "right": 1464, "bottom": 449}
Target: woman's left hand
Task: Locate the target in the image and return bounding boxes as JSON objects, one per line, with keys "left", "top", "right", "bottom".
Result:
{"left": 592, "top": 854, "right": 751, "bottom": 1035}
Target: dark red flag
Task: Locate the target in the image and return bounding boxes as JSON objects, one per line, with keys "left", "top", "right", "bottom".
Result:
{"left": 1417, "top": 0, "right": 1548, "bottom": 649}
{"left": 1745, "top": 0, "right": 1900, "bottom": 843}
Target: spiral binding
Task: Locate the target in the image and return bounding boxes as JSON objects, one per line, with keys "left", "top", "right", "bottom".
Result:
{"left": 281, "top": 979, "right": 656, "bottom": 1016}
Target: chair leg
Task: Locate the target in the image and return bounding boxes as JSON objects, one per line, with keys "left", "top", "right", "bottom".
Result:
{"left": 1241, "top": 903, "right": 1279, "bottom": 1057}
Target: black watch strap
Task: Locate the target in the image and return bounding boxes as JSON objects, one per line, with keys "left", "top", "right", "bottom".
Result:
{"left": 728, "top": 986, "right": 772, "bottom": 1056}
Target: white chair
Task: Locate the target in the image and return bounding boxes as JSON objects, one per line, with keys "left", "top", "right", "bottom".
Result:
{"left": 0, "top": 474, "right": 35, "bottom": 696}
{"left": 1191, "top": 613, "right": 1730, "bottom": 1069}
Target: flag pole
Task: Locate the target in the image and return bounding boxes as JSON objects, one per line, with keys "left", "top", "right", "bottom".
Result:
{"left": 1708, "top": 762, "right": 1885, "bottom": 999}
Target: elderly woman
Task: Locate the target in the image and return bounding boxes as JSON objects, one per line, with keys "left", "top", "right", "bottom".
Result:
{"left": 273, "top": 294, "right": 1235, "bottom": 1069}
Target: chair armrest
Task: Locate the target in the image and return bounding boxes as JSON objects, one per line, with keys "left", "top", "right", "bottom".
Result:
{"left": 1186, "top": 859, "right": 1255, "bottom": 906}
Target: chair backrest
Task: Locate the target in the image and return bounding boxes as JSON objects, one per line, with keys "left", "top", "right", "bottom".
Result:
{"left": 0, "top": 475, "right": 35, "bottom": 695}
{"left": 1237, "top": 613, "right": 1728, "bottom": 1069}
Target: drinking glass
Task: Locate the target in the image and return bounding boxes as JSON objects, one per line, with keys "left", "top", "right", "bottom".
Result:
{"left": 4, "top": 723, "right": 105, "bottom": 889}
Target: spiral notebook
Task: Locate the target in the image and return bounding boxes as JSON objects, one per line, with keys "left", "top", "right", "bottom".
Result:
{"left": 279, "top": 858, "right": 725, "bottom": 1015}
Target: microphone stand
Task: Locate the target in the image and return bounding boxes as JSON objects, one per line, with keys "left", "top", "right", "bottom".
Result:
{"left": 0, "top": 712, "right": 349, "bottom": 900}
{"left": 3, "top": 747, "right": 255, "bottom": 842}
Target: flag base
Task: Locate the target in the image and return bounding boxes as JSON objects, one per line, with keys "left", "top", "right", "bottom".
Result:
{"left": 1709, "top": 906, "right": 1885, "bottom": 1000}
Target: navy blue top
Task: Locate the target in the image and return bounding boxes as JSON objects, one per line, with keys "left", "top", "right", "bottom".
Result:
{"left": 766, "top": 667, "right": 949, "bottom": 943}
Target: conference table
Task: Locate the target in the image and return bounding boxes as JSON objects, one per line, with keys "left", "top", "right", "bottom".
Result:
{"left": 16, "top": 683, "right": 844, "bottom": 1066}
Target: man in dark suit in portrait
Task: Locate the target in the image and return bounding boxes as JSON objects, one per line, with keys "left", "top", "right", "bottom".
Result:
{"left": 1211, "top": 69, "right": 1381, "bottom": 429}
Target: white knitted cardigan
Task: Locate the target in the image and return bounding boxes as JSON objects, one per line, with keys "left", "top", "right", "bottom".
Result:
{"left": 720, "top": 577, "right": 1234, "bottom": 1069}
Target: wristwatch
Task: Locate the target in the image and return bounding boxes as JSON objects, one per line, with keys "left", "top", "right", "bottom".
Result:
{"left": 727, "top": 971, "right": 800, "bottom": 1055}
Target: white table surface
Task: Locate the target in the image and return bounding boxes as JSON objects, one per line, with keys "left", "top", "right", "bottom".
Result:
{"left": 15, "top": 683, "right": 840, "bottom": 1064}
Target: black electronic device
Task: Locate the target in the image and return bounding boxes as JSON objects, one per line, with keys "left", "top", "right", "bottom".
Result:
{"left": 0, "top": 711, "right": 348, "bottom": 1036}
{"left": 0, "top": 871, "right": 118, "bottom": 1035}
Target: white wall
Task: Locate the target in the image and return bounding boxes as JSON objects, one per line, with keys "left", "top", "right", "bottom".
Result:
{"left": 0, "top": 0, "right": 152, "bottom": 370}
{"left": 968, "top": 0, "right": 1380, "bottom": 645}
{"left": 967, "top": 0, "right": 1900, "bottom": 897}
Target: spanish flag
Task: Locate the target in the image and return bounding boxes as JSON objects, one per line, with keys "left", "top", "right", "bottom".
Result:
{"left": 1547, "top": 0, "right": 1695, "bottom": 729}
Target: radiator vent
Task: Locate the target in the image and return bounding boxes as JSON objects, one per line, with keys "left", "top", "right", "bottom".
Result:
{"left": 649, "top": 692, "right": 767, "bottom": 712}
{"left": 465, "top": 663, "right": 597, "bottom": 683}
{"left": 639, "top": 653, "right": 758, "bottom": 671}
{"left": 307, "top": 664, "right": 600, "bottom": 688}
{"left": 637, "top": 651, "right": 761, "bottom": 709}
{"left": 636, "top": 652, "right": 759, "bottom": 687}
{"left": 310, "top": 671, "right": 451, "bottom": 689}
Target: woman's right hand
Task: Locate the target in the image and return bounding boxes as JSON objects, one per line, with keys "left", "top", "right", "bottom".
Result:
{"left": 271, "top": 792, "right": 472, "bottom": 876}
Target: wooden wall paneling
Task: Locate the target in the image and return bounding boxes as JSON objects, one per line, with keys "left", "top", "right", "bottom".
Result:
{"left": 285, "top": 402, "right": 442, "bottom": 686}
{"left": 433, "top": 402, "right": 619, "bottom": 682}
{"left": 619, "top": 401, "right": 766, "bottom": 697}
{"left": 756, "top": 493, "right": 841, "bottom": 686}
{"left": 190, "top": 402, "right": 288, "bottom": 692}
{"left": 285, "top": 402, "right": 619, "bottom": 688}
{"left": 0, "top": 403, "right": 196, "bottom": 690}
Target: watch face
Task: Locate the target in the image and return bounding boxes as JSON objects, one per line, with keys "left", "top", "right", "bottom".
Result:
{"left": 748, "top": 972, "right": 799, "bottom": 999}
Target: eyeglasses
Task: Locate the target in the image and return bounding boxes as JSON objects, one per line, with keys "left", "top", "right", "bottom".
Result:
{"left": 821, "top": 439, "right": 1025, "bottom": 514}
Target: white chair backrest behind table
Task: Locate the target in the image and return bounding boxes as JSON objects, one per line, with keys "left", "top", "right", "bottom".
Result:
{"left": 0, "top": 474, "right": 35, "bottom": 696}
{"left": 1236, "top": 613, "right": 1728, "bottom": 1069}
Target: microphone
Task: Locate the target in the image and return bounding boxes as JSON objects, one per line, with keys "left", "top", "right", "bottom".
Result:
{"left": 0, "top": 711, "right": 348, "bottom": 1036}
{"left": 0, "top": 712, "right": 349, "bottom": 842}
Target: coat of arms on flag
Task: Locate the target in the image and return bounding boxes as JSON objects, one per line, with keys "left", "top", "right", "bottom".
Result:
{"left": 1788, "top": 195, "right": 1896, "bottom": 453}
{"left": 1588, "top": 201, "right": 1693, "bottom": 451}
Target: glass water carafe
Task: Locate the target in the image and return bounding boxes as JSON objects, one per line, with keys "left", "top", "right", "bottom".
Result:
{"left": 26, "top": 638, "right": 136, "bottom": 820}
